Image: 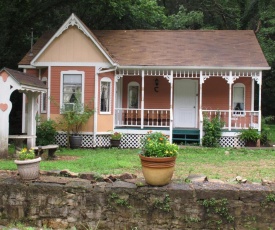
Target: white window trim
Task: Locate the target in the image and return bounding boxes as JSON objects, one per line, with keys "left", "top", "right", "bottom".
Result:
{"left": 127, "top": 81, "right": 140, "bottom": 109}
{"left": 100, "top": 77, "right": 112, "bottom": 114}
{"left": 60, "top": 70, "right": 85, "bottom": 113}
{"left": 233, "top": 83, "right": 245, "bottom": 117}
{"left": 41, "top": 76, "right": 47, "bottom": 113}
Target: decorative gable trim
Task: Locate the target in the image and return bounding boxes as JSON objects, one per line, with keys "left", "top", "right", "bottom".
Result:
{"left": 56, "top": 14, "right": 90, "bottom": 38}
{"left": 31, "top": 13, "right": 116, "bottom": 66}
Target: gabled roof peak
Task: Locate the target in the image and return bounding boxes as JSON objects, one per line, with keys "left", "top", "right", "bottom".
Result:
{"left": 55, "top": 13, "right": 90, "bottom": 38}
{"left": 25, "top": 13, "right": 116, "bottom": 66}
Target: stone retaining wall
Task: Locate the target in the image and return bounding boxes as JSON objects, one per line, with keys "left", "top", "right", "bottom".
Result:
{"left": 0, "top": 175, "right": 275, "bottom": 229}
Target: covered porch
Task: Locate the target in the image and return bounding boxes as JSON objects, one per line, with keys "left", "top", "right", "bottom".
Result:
{"left": 0, "top": 68, "right": 47, "bottom": 158}
{"left": 113, "top": 68, "right": 262, "bottom": 144}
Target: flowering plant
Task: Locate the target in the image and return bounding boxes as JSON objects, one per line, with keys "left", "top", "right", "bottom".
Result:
{"left": 140, "top": 131, "right": 178, "bottom": 157}
{"left": 18, "top": 147, "right": 35, "bottom": 160}
{"left": 111, "top": 132, "right": 122, "bottom": 140}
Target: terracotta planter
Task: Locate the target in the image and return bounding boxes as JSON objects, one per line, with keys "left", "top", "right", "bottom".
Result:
{"left": 139, "top": 154, "right": 176, "bottom": 186}
{"left": 110, "top": 139, "right": 121, "bottom": 148}
{"left": 14, "top": 157, "right": 41, "bottom": 180}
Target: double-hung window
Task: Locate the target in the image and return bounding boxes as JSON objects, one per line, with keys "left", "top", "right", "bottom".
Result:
{"left": 233, "top": 83, "right": 245, "bottom": 116}
{"left": 61, "top": 71, "right": 84, "bottom": 112}
{"left": 100, "top": 77, "right": 111, "bottom": 113}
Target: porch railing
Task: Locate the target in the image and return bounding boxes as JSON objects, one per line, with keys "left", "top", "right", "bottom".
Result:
{"left": 115, "top": 108, "right": 170, "bottom": 128}
{"left": 202, "top": 110, "right": 260, "bottom": 130}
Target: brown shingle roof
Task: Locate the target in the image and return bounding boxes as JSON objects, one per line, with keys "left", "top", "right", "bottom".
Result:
{"left": 93, "top": 30, "right": 269, "bottom": 68}
{"left": 4, "top": 68, "right": 47, "bottom": 89}
{"left": 19, "top": 31, "right": 56, "bottom": 65}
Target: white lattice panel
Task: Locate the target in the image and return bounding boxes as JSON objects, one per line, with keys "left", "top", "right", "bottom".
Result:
{"left": 219, "top": 136, "right": 245, "bottom": 147}
{"left": 55, "top": 133, "right": 146, "bottom": 148}
{"left": 55, "top": 133, "right": 244, "bottom": 148}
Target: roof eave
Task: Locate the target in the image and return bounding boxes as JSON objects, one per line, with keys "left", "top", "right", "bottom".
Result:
{"left": 20, "top": 85, "right": 47, "bottom": 93}
{"left": 117, "top": 65, "right": 271, "bottom": 71}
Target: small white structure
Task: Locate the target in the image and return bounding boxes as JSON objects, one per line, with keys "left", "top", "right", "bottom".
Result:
{"left": 0, "top": 68, "right": 47, "bottom": 158}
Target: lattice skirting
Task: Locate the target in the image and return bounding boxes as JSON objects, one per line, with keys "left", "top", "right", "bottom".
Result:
{"left": 55, "top": 133, "right": 244, "bottom": 148}
{"left": 219, "top": 136, "right": 245, "bottom": 147}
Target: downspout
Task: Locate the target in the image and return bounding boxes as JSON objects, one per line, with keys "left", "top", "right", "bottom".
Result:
{"left": 228, "top": 71, "right": 232, "bottom": 131}
{"left": 258, "top": 71, "right": 262, "bottom": 132}
{"left": 38, "top": 69, "right": 41, "bottom": 116}
{"left": 251, "top": 77, "right": 255, "bottom": 128}
{"left": 199, "top": 71, "right": 203, "bottom": 145}
{"left": 22, "top": 69, "right": 27, "bottom": 133}
{"left": 251, "top": 78, "right": 255, "bottom": 112}
{"left": 93, "top": 67, "right": 100, "bottom": 147}
{"left": 47, "top": 66, "right": 51, "bottom": 120}
{"left": 169, "top": 70, "right": 173, "bottom": 143}
{"left": 141, "top": 70, "right": 144, "bottom": 129}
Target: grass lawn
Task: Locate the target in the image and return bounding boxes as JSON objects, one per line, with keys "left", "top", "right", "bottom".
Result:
{"left": 1, "top": 146, "right": 275, "bottom": 183}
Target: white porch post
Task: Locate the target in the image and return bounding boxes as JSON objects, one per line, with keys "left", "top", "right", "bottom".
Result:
{"left": 257, "top": 71, "right": 262, "bottom": 131}
{"left": 169, "top": 70, "right": 173, "bottom": 143}
{"left": 25, "top": 92, "right": 39, "bottom": 148}
{"left": 93, "top": 68, "right": 99, "bottom": 147}
{"left": 222, "top": 71, "right": 238, "bottom": 131}
{"left": 199, "top": 71, "right": 203, "bottom": 145}
{"left": 141, "top": 70, "right": 145, "bottom": 129}
{"left": 228, "top": 71, "right": 232, "bottom": 131}
{"left": 47, "top": 66, "right": 51, "bottom": 120}
{"left": 251, "top": 78, "right": 255, "bottom": 112}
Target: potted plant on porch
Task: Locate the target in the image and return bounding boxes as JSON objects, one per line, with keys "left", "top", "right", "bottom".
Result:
{"left": 139, "top": 131, "right": 179, "bottom": 186}
{"left": 14, "top": 147, "right": 41, "bottom": 180}
{"left": 110, "top": 132, "right": 122, "bottom": 147}
{"left": 239, "top": 127, "right": 261, "bottom": 147}
{"left": 58, "top": 97, "right": 94, "bottom": 149}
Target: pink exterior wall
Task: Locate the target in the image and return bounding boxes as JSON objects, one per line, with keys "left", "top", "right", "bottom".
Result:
{"left": 25, "top": 69, "right": 39, "bottom": 77}
{"left": 202, "top": 77, "right": 252, "bottom": 110}
{"left": 122, "top": 76, "right": 170, "bottom": 109}
{"left": 50, "top": 66, "right": 95, "bottom": 115}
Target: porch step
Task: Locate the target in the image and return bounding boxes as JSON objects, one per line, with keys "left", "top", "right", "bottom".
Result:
{"left": 172, "top": 129, "right": 200, "bottom": 145}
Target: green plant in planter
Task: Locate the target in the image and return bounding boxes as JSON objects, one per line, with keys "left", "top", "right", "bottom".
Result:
{"left": 111, "top": 132, "right": 122, "bottom": 140}
{"left": 18, "top": 147, "right": 35, "bottom": 160}
{"left": 140, "top": 131, "right": 178, "bottom": 157}
{"left": 58, "top": 95, "right": 94, "bottom": 148}
{"left": 239, "top": 127, "right": 261, "bottom": 146}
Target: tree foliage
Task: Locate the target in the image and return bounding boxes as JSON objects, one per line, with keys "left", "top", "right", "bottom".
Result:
{"left": 0, "top": 0, "right": 275, "bottom": 115}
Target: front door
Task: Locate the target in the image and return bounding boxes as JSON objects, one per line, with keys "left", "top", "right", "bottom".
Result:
{"left": 174, "top": 79, "right": 197, "bottom": 128}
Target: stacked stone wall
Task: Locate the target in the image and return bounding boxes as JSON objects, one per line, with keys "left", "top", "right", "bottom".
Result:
{"left": 0, "top": 177, "right": 274, "bottom": 229}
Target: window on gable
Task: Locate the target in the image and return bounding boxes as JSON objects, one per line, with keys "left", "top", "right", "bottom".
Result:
{"left": 233, "top": 83, "right": 245, "bottom": 116}
{"left": 41, "top": 77, "right": 47, "bottom": 113}
{"left": 61, "top": 71, "right": 84, "bottom": 112}
{"left": 128, "top": 82, "right": 140, "bottom": 109}
{"left": 100, "top": 78, "right": 111, "bottom": 113}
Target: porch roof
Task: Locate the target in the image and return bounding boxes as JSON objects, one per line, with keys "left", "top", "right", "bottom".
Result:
{"left": 2, "top": 68, "right": 47, "bottom": 92}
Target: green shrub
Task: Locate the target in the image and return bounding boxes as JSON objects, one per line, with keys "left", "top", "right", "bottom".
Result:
{"left": 239, "top": 128, "right": 260, "bottom": 143}
{"left": 36, "top": 117, "right": 57, "bottom": 146}
{"left": 260, "top": 116, "right": 274, "bottom": 145}
{"left": 202, "top": 114, "right": 225, "bottom": 147}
